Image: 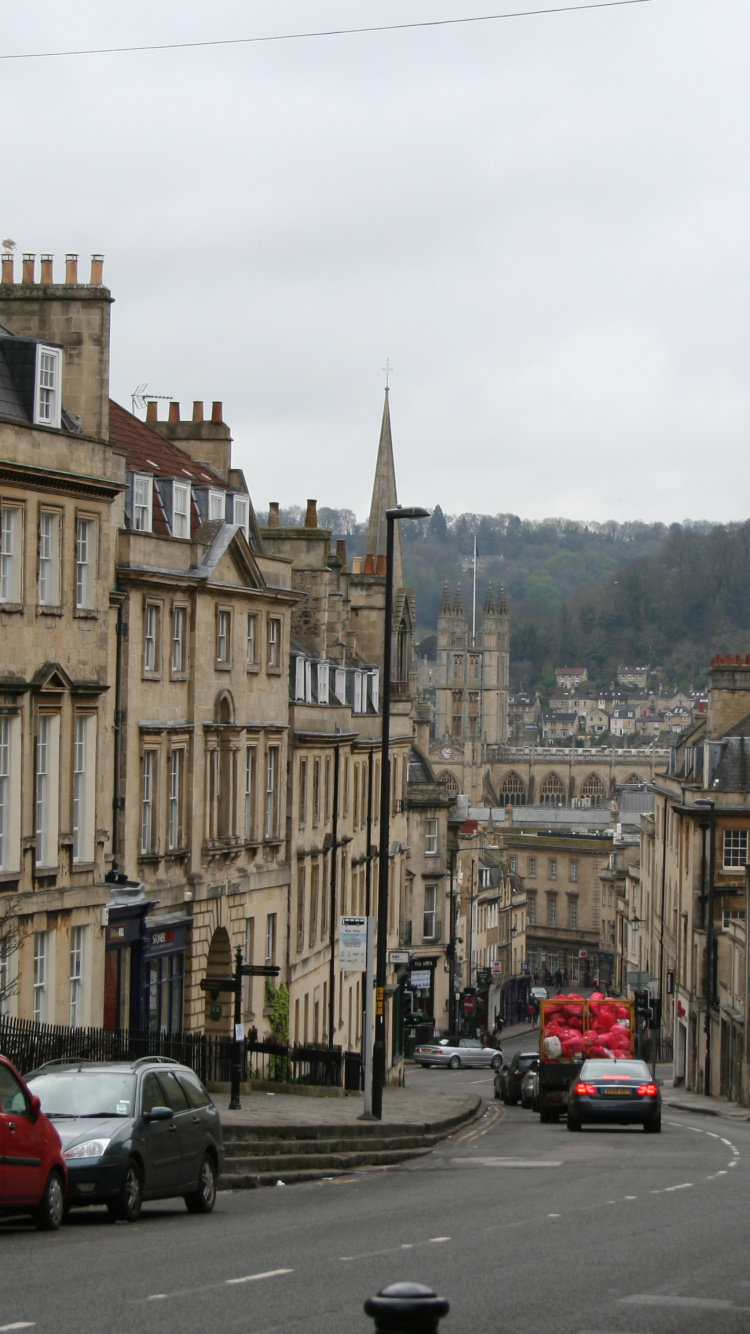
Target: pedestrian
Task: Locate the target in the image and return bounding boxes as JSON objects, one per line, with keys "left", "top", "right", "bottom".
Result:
{"left": 494, "top": 1014, "right": 505, "bottom": 1038}
{"left": 526, "top": 1001, "right": 535, "bottom": 1025}
{"left": 563, "top": 969, "right": 569, "bottom": 986}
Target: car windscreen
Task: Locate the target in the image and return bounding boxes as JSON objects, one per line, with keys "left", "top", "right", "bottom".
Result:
{"left": 26, "top": 1070, "right": 137, "bottom": 1117}
{"left": 580, "top": 1060, "right": 650, "bottom": 1081}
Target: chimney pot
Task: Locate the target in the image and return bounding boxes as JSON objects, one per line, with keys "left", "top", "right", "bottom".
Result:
{"left": 146, "top": 401, "right": 158, "bottom": 423}
{"left": 363, "top": 554, "right": 375, "bottom": 575}
{"left": 40, "top": 253, "right": 53, "bottom": 283}
{"left": 22, "top": 253, "right": 35, "bottom": 284}
{"left": 336, "top": 539, "right": 347, "bottom": 562}
{"left": 90, "top": 253, "right": 104, "bottom": 285}
{"left": 168, "top": 402, "right": 180, "bottom": 423}
{"left": 65, "top": 253, "right": 78, "bottom": 284}
{"left": 376, "top": 554, "right": 387, "bottom": 576}
{"left": 1, "top": 253, "right": 13, "bottom": 284}
{"left": 268, "top": 502, "right": 280, "bottom": 528}
{"left": 305, "top": 499, "right": 318, "bottom": 529}
{"left": 211, "top": 401, "right": 223, "bottom": 423}
{"left": 192, "top": 401, "right": 204, "bottom": 423}
{"left": 352, "top": 556, "right": 363, "bottom": 574}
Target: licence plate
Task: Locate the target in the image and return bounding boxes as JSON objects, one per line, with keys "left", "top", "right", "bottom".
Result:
{"left": 602, "top": 1088, "right": 631, "bottom": 1096}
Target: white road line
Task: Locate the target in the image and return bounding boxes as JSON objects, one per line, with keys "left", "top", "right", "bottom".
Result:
{"left": 429, "top": 1237, "right": 451, "bottom": 1243}
{"left": 0, "top": 1324, "right": 36, "bottom": 1331}
{"left": 664, "top": 1183, "right": 693, "bottom": 1191}
{"left": 621, "top": 1295, "right": 748, "bottom": 1310}
{"left": 624, "top": 1195, "right": 637, "bottom": 1200}
{"left": 450, "top": 1157, "right": 562, "bottom": 1168}
{"left": 226, "top": 1269, "right": 293, "bottom": 1285}
{"left": 341, "top": 1236, "right": 451, "bottom": 1263}
{"left": 547, "top": 1213, "right": 561, "bottom": 1217}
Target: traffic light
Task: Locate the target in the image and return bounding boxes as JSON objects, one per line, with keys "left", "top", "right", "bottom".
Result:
{"left": 635, "top": 989, "right": 651, "bottom": 1021}
{"left": 649, "top": 997, "right": 662, "bottom": 1029}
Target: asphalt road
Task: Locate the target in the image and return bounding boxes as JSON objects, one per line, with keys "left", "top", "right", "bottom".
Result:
{"left": 3, "top": 1045, "right": 749, "bottom": 1334}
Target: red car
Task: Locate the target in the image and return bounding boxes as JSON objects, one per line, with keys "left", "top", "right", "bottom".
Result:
{"left": 0, "top": 1053, "right": 67, "bottom": 1229}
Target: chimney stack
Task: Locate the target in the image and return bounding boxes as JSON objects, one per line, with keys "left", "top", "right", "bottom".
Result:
{"left": 65, "top": 253, "right": 78, "bottom": 284}
{"left": 146, "top": 401, "right": 158, "bottom": 423}
{"left": 168, "top": 401, "right": 180, "bottom": 423}
{"left": 336, "top": 539, "right": 347, "bottom": 563}
{"left": 268, "top": 502, "right": 281, "bottom": 527}
{"left": 22, "top": 253, "right": 35, "bottom": 283}
{"left": 40, "top": 254, "right": 54, "bottom": 283}
{"left": 192, "top": 401, "right": 204, "bottom": 423}
{"left": 376, "top": 555, "right": 387, "bottom": 576}
{"left": 304, "top": 499, "right": 318, "bottom": 529}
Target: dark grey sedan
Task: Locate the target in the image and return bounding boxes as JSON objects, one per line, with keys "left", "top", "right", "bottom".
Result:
{"left": 26, "top": 1056, "right": 224, "bottom": 1221}
{"left": 412, "top": 1037, "right": 503, "bottom": 1070}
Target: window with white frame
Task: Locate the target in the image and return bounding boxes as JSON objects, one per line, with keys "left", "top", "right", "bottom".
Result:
{"left": 143, "top": 603, "right": 160, "bottom": 672}
{"left": 233, "top": 495, "right": 249, "bottom": 539}
{"left": 0, "top": 505, "right": 22, "bottom": 603}
{"left": 38, "top": 510, "right": 61, "bottom": 605}
{"left": 167, "top": 748, "right": 185, "bottom": 850}
{"left": 569, "top": 898, "right": 578, "bottom": 929}
{"left": 133, "top": 474, "right": 153, "bottom": 531}
{"left": 208, "top": 490, "right": 225, "bottom": 522}
{"left": 69, "top": 925, "right": 85, "bottom": 1027}
{"left": 75, "top": 517, "right": 95, "bottom": 609}
{"left": 216, "top": 609, "right": 230, "bottom": 664}
{"left": 172, "top": 482, "right": 191, "bottom": 538}
{"left": 246, "top": 613, "right": 257, "bottom": 666}
{"left": 425, "top": 818, "right": 438, "bottom": 856}
{"left": 244, "top": 747, "right": 255, "bottom": 840}
{"left": 171, "top": 605, "right": 186, "bottom": 674}
{"left": 353, "top": 672, "right": 364, "bottom": 714}
{"left": 267, "top": 618, "right": 280, "bottom": 669}
{"left": 549, "top": 858, "right": 557, "bottom": 880}
{"left": 528, "top": 856, "right": 537, "bottom": 877}
{"left": 423, "top": 885, "right": 437, "bottom": 940}
{"left": 334, "top": 668, "right": 346, "bottom": 703}
{"left": 72, "top": 714, "right": 96, "bottom": 864}
{"left": 34, "top": 346, "right": 62, "bottom": 428}
{"left": 479, "top": 868, "right": 492, "bottom": 888}
{"left": 369, "top": 669, "right": 380, "bottom": 713}
{"left": 243, "top": 917, "right": 255, "bottom": 1011}
{"left": 723, "top": 829, "right": 748, "bottom": 869}
{"left": 141, "top": 751, "right": 157, "bottom": 853}
{"left": 510, "top": 856, "right": 517, "bottom": 873}
{"left": 294, "top": 657, "right": 306, "bottom": 700}
{"left": 265, "top": 745, "right": 279, "bottom": 839}
{"left": 33, "top": 931, "right": 49, "bottom": 1022}
{"left": 548, "top": 895, "right": 557, "bottom": 927}
{"left": 317, "top": 662, "right": 329, "bottom": 704}
{"left": 527, "top": 894, "right": 536, "bottom": 925}
{"left": 265, "top": 912, "right": 276, "bottom": 967}
{"left": 0, "top": 714, "right": 21, "bottom": 873}
{"left": 36, "top": 714, "right": 60, "bottom": 868}
{"left": 569, "top": 860, "right": 578, "bottom": 882}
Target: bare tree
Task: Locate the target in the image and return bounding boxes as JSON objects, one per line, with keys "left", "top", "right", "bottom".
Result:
{"left": 0, "top": 897, "right": 21, "bottom": 1009}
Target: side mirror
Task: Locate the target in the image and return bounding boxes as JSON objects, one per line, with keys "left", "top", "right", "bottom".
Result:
{"left": 144, "top": 1105, "right": 173, "bottom": 1122}
{"left": 29, "top": 1094, "right": 42, "bottom": 1123}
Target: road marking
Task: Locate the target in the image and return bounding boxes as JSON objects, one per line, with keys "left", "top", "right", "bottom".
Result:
{"left": 663, "top": 1183, "right": 693, "bottom": 1191}
{"left": 0, "top": 1325, "right": 37, "bottom": 1331}
{"left": 621, "top": 1295, "right": 749, "bottom": 1310}
{"left": 340, "top": 1237, "right": 450, "bottom": 1262}
{"left": 226, "top": 1269, "right": 294, "bottom": 1285}
{"left": 140, "top": 1269, "right": 293, "bottom": 1302}
{"left": 547, "top": 1213, "right": 561, "bottom": 1217}
{"left": 624, "top": 1195, "right": 637, "bottom": 1200}
{"left": 450, "top": 1157, "right": 562, "bottom": 1168}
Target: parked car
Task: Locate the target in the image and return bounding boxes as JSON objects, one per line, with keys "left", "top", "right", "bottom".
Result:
{"left": 530, "top": 987, "right": 548, "bottom": 1002}
{"left": 566, "top": 1058, "right": 661, "bottom": 1132}
{"left": 0, "top": 1053, "right": 67, "bottom": 1230}
{"left": 26, "top": 1056, "right": 224, "bottom": 1221}
{"left": 494, "top": 1051, "right": 539, "bottom": 1104}
{"left": 412, "top": 1038, "right": 503, "bottom": 1070}
{"left": 520, "top": 1059, "right": 540, "bottom": 1109}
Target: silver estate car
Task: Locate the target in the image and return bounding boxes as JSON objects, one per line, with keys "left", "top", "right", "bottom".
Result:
{"left": 412, "top": 1037, "right": 503, "bottom": 1070}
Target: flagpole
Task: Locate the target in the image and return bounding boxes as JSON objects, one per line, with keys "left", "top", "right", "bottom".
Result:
{"left": 472, "top": 533, "right": 477, "bottom": 643}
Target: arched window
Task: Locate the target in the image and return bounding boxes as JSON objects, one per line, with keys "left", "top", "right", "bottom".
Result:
{"left": 437, "top": 769, "right": 460, "bottom": 795}
{"left": 624, "top": 772, "right": 644, "bottom": 786}
{"left": 579, "top": 773, "right": 607, "bottom": 807}
{"left": 539, "top": 772, "right": 566, "bottom": 806}
{"left": 499, "top": 771, "right": 527, "bottom": 807}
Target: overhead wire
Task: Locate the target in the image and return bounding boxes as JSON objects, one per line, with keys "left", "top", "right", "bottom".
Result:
{"left": 0, "top": 0, "right": 667, "bottom": 63}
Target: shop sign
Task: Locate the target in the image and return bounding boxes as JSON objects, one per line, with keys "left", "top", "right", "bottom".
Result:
{"left": 409, "top": 970, "right": 432, "bottom": 990}
{"left": 105, "top": 917, "right": 141, "bottom": 947}
{"left": 144, "top": 924, "right": 186, "bottom": 958}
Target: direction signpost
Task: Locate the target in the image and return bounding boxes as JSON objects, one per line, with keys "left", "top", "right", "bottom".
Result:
{"left": 199, "top": 946, "right": 280, "bottom": 1109}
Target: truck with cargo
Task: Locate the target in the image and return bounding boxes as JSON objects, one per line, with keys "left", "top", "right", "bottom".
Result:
{"left": 538, "top": 994, "right": 635, "bottom": 1122}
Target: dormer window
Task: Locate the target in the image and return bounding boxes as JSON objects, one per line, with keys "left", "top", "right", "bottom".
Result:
{"left": 317, "top": 662, "right": 329, "bottom": 704}
{"left": 232, "top": 495, "right": 249, "bottom": 539}
{"left": 34, "top": 346, "right": 62, "bottom": 429}
{"left": 208, "top": 490, "right": 225, "bottom": 522}
{"left": 133, "top": 474, "right": 153, "bottom": 531}
{"left": 172, "top": 482, "right": 191, "bottom": 538}
{"left": 334, "top": 668, "right": 346, "bottom": 704}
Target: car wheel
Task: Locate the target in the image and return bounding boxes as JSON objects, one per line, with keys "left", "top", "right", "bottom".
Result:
{"left": 494, "top": 1084, "right": 502, "bottom": 1100}
{"left": 447, "top": 1055, "right": 461, "bottom": 1070}
{"left": 108, "top": 1159, "right": 143, "bottom": 1223}
{"left": 566, "top": 1115, "right": 581, "bottom": 1132}
{"left": 490, "top": 1055, "right": 502, "bottom": 1071}
{"left": 644, "top": 1117, "right": 662, "bottom": 1134}
{"left": 185, "top": 1154, "right": 217, "bottom": 1214}
{"left": 33, "top": 1169, "right": 65, "bottom": 1231}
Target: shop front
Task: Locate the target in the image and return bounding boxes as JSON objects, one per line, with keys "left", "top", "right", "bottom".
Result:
{"left": 144, "top": 917, "right": 190, "bottom": 1034}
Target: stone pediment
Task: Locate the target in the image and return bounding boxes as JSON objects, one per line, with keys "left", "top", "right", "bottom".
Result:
{"left": 195, "top": 526, "right": 266, "bottom": 591}
{"left": 32, "top": 662, "right": 73, "bottom": 692}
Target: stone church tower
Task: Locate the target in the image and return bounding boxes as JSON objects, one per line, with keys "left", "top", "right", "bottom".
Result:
{"left": 434, "top": 580, "right": 510, "bottom": 746}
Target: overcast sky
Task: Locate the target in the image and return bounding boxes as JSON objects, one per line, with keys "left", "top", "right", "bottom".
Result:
{"left": 4, "top": 1, "right": 749, "bottom": 526}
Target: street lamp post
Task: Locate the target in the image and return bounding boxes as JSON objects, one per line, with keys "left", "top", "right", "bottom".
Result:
{"left": 695, "top": 797, "right": 716, "bottom": 1095}
{"left": 372, "top": 505, "right": 429, "bottom": 1121}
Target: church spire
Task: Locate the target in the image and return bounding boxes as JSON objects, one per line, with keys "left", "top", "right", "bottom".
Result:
{"left": 497, "top": 583, "right": 508, "bottom": 615}
{"left": 439, "top": 581, "right": 453, "bottom": 616}
{"left": 484, "top": 581, "right": 497, "bottom": 616}
{"left": 364, "top": 387, "right": 404, "bottom": 590}
{"left": 453, "top": 583, "right": 466, "bottom": 617}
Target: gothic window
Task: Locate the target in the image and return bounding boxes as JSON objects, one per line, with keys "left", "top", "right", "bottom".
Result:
{"left": 438, "top": 770, "right": 460, "bottom": 794}
{"left": 624, "top": 772, "right": 644, "bottom": 786}
{"left": 580, "top": 773, "right": 607, "bottom": 807}
{"left": 539, "top": 773, "right": 566, "bottom": 806}
{"left": 499, "top": 771, "right": 526, "bottom": 807}
{"left": 452, "top": 655, "right": 463, "bottom": 681}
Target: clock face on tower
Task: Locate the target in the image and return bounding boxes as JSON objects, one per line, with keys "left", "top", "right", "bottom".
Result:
{"left": 442, "top": 748, "right": 452, "bottom": 759}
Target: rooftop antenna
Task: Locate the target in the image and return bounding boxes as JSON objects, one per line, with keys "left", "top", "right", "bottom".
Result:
{"left": 131, "top": 384, "right": 173, "bottom": 418}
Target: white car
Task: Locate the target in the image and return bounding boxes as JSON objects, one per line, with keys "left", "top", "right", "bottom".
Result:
{"left": 412, "top": 1037, "right": 503, "bottom": 1070}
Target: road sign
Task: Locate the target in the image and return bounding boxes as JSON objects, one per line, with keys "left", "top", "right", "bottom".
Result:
{"left": 628, "top": 971, "right": 652, "bottom": 988}
{"left": 339, "top": 916, "right": 370, "bottom": 970}
{"left": 463, "top": 994, "right": 475, "bottom": 1015}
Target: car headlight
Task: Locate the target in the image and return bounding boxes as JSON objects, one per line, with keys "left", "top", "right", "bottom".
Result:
{"left": 64, "top": 1138, "right": 111, "bottom": 1160}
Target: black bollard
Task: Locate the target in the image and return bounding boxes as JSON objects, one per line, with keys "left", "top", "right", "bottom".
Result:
{"left": 364, "top": 1282, "right": 450, "bottom": 1334}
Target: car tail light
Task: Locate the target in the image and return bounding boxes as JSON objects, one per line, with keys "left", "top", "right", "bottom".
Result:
{"left": 637, "top": 1083, "right": 658, "bottom": 1096}
{"left": 574, "top": 1082, "right": 597, "bottom": 1095}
